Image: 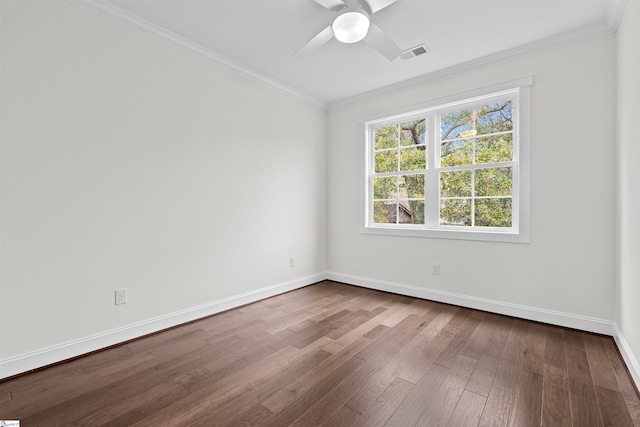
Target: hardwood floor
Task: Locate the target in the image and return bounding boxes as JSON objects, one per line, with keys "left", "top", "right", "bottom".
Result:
{"left": 1, "top": 281, "right": 639, "bottom": 426}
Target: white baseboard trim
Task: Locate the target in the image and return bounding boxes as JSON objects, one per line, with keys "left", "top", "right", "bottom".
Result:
{"left": 331, "top": 272, "right": 639, "bottom": 391}
{"left": 4, "top": 271, "right": 634, "bottom": 389}
{"left": 613, "top": 323, "right": 640, "bottom": 392}
{"left": 327, "top": 272, "right": 614, "bottom": 336}
{"left": 0, "top": 273, "right": 325, "bottom": 380}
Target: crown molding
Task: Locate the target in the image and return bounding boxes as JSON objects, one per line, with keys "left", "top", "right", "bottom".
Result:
{"left": 328, "top": 20, "right": 619, "bottom": 109}
{"left": 67, "top": 0, "right": 326, "bottom": 109}
{"left": 68, "top": 0, "right": 624, "bottom": 111}
{"left": 606, "top": 0, "right": 627, "bottom": 30}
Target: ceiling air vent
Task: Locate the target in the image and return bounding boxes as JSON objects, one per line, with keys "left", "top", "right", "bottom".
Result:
{"left": 400, "top": 44, "right": 431, "bottom": 61}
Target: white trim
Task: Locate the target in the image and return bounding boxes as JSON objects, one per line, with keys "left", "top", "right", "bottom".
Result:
{"left": 0, "top": 273, "right": 324, "bottom": 380}
{"left": 613, "top": 323, "right": 640, "bottom": 392}
{"left": 328, "top": 11, "right": 622, "bottom": 110}
{"left": 4, "top": 271, "right": 636, "bottom": 390}
{"left": 361, "top": 79, "right": 531, "bottom": 243}
{"left": 606, "top": 0, "right": 628, "bottom": 30}
{"left": 360, "top": 77, "right": 534, "bottom": 124}
{"left": 66, "top": 0, "right": 624, "bottom": 111}
{"left": 66, "top": 0, "right": 325, "bottom": 108}
{"left": 326, "top": 272, "right": 614, "bottom": 335}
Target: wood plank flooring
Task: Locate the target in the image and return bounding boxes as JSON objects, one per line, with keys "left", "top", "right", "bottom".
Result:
{"left": 1, "top": 281, "right": 639, "bottom": 426}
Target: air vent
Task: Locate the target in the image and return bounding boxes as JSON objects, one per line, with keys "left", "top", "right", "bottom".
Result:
{"left": 400, "top": 43, "right": 431, "bottom": 61}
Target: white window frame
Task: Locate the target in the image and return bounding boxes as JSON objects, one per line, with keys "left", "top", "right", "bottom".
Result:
{"left": 361, "top": 77, "right": 532, "bottom": 243}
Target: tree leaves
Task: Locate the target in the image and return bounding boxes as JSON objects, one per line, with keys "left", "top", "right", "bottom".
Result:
{"left": 373, "top": 120, "right": 427, "bottom": 225}
{"left": 371, "top": 101, "right": 514, "bottom": 228}
{"left": 438, "top": 101, "right": 513, "bottom": 227}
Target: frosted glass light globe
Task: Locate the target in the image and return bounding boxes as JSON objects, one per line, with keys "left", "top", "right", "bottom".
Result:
{"left": 332, "top": 12, "right": 370, "bottom": 43}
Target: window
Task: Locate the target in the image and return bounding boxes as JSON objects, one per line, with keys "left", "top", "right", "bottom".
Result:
{"left": 363, "top": 78, "right": 531, "bottom": 243}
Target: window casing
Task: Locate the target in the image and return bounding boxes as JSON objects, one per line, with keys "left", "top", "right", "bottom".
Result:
{"left": 362, "top": 78, "right": 531, "bottom": 243}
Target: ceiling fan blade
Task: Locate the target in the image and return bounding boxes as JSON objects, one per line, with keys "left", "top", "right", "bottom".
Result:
{"left": 364, "top": 22, "right": 401, "bottom": 60}
{"left": 292, "top": 25, "right": 335, "bottom": 58}
{"left": 360, "top": 0, "right": 398, "bottom": 14}
{"left": 313, "top": 0, "right": 346, "bottom": 11}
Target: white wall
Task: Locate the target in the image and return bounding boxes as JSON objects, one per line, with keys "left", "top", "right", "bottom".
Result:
{"left": 2, "top": 0, "right": 633, "bottom": 383}
{"left": 328, "top": 35, "right": 617, "bottom": 322}
{"left": 0, "top": 0, "right": 326, "bottom": 363}
{"left": 615, "top": 0, "right": 640, "bottom": 384}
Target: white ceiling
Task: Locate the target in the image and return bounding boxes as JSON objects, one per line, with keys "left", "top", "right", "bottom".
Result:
{"left": 77, "top": 0, "right": 624, "bottom": 107}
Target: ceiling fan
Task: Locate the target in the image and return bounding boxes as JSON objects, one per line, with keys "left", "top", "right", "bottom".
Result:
{"left": 293, "top": 0, "right": 402, "bottom": 61}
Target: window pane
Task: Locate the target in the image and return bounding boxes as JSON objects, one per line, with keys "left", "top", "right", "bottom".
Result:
{"left": 375, "top": 125, "right": 397, "bottom": 150}
{"left": 475, "top": 198, "right": 512, "bottom": 227}
{"left": 476, "top": 134, "right": 513, "bottom": 164}
{"left": 399, "top": 146, "right": 426, "bottom": 171}
{"left": 399, "top": 200, "right": 425, "bottom": 224}
{"left": 399, "top": 119, "right": 426, "bottom": 147}
{"left": 441, "top": 139, "right": 472, "bottom": 167}
{"left": 366, "top": 88, "right": 523, "bottom": 239}
{"left": 441, "top": 101, "right": 512, "bottom": 140}
{"left": 373, "top": 201, "right": 397, "bottom": 224}
{"left": 475, "top": 167, "right": 512, "bottom": 197}
{"left": 373, "top": 176, "right": 397, "bottom": 199}
{"left": 399, "top": 174, "right": 425, "bottom": 198}
{"left": 440, "top": 170, "right": 472, "bottom": 197}
{"left": 476, "top": 102, "right": 512, "bottom": 135}
{"left": 441, "top": 109, "right": 474, "bottom": 140}
{"left": 375, "top": 150, "right": 397, "bottom": 173}
{"left": 440, "top": 199, "right": 472, "bottom": 226}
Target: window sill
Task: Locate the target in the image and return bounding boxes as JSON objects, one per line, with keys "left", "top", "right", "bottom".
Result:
{"left": 361, "top": 225, "right": 529, "bottom": 243}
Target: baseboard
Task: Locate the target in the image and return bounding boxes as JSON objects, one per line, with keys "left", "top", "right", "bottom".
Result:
{"left": 613, "top": 323, "right": 640, "bottom": 392}
{"left": 331, "top": 272, "right": 639, "bottom": 392}
{"left": 2, "top": 271, "right": 630, "bottom": 384}
{"left": 0, "top": 273, "right": 325, "bottom": 380}
{"left": 327, "top": 272, "right": 614, "bottom": 335}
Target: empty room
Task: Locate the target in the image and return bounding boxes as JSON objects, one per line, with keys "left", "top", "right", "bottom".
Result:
{"left": 1, "top": 0, "right": 639, "bottom": 425}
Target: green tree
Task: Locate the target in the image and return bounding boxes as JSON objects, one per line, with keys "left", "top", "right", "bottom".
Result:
{"left": 372, "top": 104, "right": 513, "bottom": 227}
{"left": 439, "top": 101, "right": 513, "bottom": 227}
{"left": 373, "top": 120, "right": 426, "bottom": 224}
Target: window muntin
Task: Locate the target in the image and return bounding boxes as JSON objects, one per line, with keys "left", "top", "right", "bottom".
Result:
{"left": 371, "top": 119, "right": 427, "bottom": 225}
{"left": 364, "top": 85, "right": 529, "bottom": 242}
{"left": 437, "top": 100, "right": 514, "bottom": 228}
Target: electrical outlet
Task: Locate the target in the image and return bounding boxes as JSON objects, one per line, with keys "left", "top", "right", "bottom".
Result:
{"left": 115, "top": 288, "right": 127, "bottom": 305}
{"left": 290, "top": 257, "right": 296, "bottom": 268}
{"left": 432, "top": 264, "right": 441, "bottom": 275}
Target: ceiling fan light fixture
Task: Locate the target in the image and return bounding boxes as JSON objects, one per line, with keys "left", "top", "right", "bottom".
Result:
{"left": 332, "top": 11, "right": 370, "bottom": 43}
